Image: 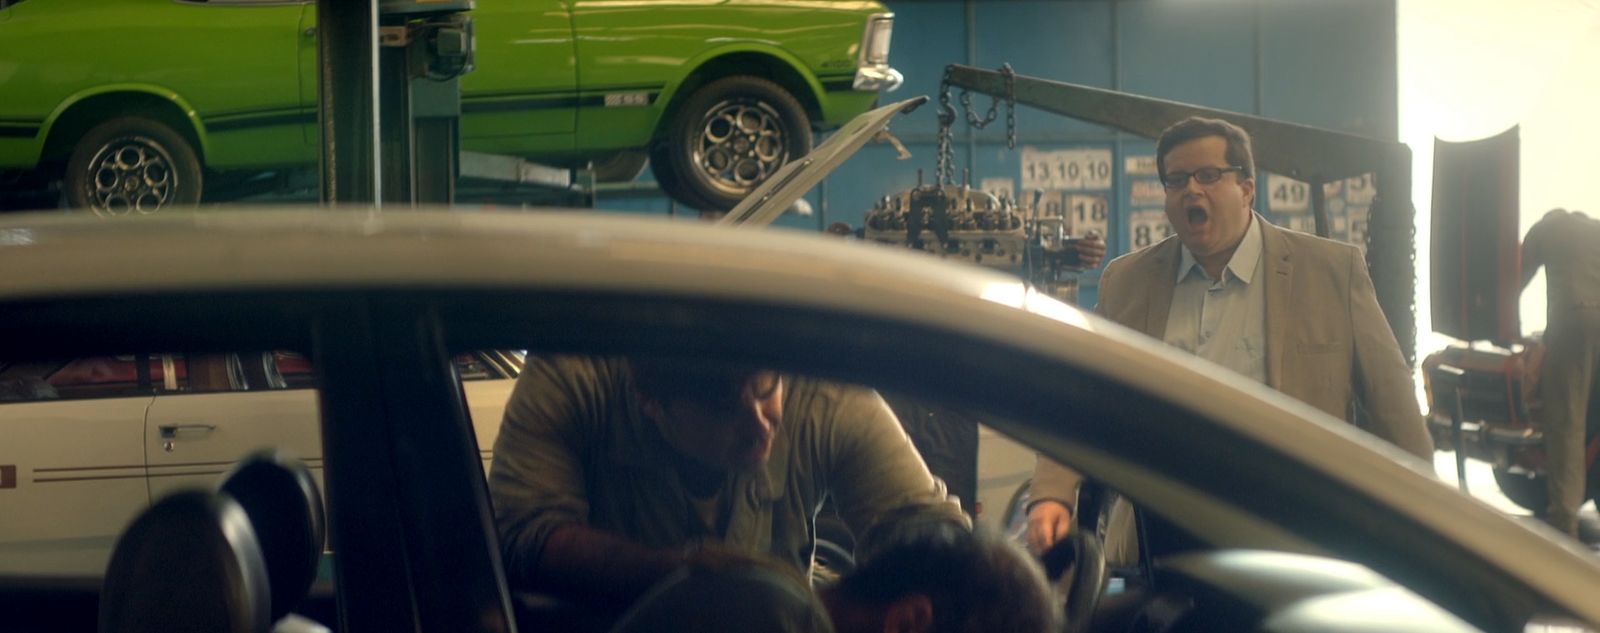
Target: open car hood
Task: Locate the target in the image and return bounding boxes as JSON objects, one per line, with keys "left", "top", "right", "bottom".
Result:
{"left": 717, "top": 96, "right": 927, "bottom": 228}
{"left": 1430, "top": 126, "right": 1521, "bottom": 344}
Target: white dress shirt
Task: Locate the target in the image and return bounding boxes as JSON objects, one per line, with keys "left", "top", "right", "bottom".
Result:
{"left": 1164, "top": 214, "right": 1268, "bottom": 384}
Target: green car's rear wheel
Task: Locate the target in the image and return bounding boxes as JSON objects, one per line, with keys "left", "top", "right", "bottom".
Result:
{"left": 588, "top": 150, "right": 650, "bottom": 184}
{"left": 65, "top": 116, "right": 202, "bottom": 216}
{"left": 653, "top": 76, "right": 811, "bottom": 212}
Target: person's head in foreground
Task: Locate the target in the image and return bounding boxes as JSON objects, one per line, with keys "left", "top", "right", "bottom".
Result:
{"left": 822, "top": 510, "right": 1061, "bottom": 633}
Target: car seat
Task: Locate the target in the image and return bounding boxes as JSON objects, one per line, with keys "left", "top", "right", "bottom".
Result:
{"left": 218, "top": 450, "right": 328, "bottom": 630}
{"left": 98, "top": 489, "right": 272, "bottom": 633}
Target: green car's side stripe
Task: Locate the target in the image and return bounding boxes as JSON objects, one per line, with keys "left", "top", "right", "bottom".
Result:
{"left": 578, "top": 82, "right": 666, "bottom": 94}
{"left": 462, "top": 83, "right": 666, "bottom": 112}
{"left": 464, "top": 95, "right": 599, "bottom": 113}
{"left": 0, "top": 120, "right": 42, "bottom": 139}
{"left": 819, "top": 77, "right": 855, "bottom": 92}
{"left": 204, "top": 106, "right": 315, "bottom": 133}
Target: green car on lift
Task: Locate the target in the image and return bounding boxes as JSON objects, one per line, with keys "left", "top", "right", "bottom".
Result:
{"left": 0, "top": 0, "right": 898, "bottom": 213}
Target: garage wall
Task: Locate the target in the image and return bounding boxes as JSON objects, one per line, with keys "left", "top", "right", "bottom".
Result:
{"left": 609, "top": 0, "right": 1397, "bottom": 308}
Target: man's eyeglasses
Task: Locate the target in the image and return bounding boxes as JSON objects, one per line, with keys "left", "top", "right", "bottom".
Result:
{"left": 1161, "top": 166, "right": 1245, "bottom": 190}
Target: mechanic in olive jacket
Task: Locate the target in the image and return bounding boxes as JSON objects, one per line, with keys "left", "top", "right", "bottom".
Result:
{"left": 1028, "top": 117, "right": 1433, "bottom": 557}
{"left": 1521, "top": 208, "right": 1600, "bottom": 538}
{"left": 489, "top": 355, "right": 964, "bottom": 608}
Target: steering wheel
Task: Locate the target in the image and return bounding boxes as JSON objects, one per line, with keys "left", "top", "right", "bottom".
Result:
{"left": 1063, "top": 481, "right": 1121, "bottom": 633}
{"left": 1010, "top": 479, "right": 1112, "bottom": 633}
{"left": 1061, "top": 528, "right": 1107, "bottom": 633}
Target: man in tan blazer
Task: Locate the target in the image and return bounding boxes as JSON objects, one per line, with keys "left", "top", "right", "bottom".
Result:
{"left": 1026, "top": 116, "right": 1433, "bottom": 556}
{"left": 1520, "top": 208, "right": 1600, "bottom": 538}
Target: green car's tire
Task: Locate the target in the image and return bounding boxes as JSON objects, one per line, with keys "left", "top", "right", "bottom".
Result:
{"left": 65, "top": 116, "right": 202, "bottom": 216}
{"left": 588, "top": 150, "right": 650, "bottom": 184}
{"left": 653, "top": 75, "right": 811, "bottom": 212}
{"left": 648, "top": 141, "right": 715, "bottom": 213}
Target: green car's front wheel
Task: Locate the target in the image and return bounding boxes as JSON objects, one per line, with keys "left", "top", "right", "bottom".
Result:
{"left": 65, "top": 116, "right": 202, "bottom": 217}
{"left": 653, "top": 76, "right": 811, "bottom": 212}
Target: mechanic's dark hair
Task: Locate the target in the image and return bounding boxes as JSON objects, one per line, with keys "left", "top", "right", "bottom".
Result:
{"left": 833, "top": 508, "right": 1060, "bottom": 633}
{"left": 628, "top": 357, "right": 771, "bottom": 405}
{"left": 1156, "top": 116, "right": 1256, "bottom": 181}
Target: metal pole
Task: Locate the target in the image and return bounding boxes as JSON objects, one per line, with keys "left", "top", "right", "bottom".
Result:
{"left": 1438, "top": 364, "right": 1469, "bottom": 493}
{"left": 379, "top": 41, "right": 414, "bottom": 203}
{"left": 318, "top": 0, "right": 382, "bottom": 206}
{"left": 1310, "top": 177, "right": 1329, "bottom": 238}
{"left": 414, "top": 118, "right": 457, "bottom": 204}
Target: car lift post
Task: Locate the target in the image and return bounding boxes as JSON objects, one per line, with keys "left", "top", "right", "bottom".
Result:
{"left": 377, "top": 0, "right": 474, "bottom": 205}
{"left": 316, "top": 0, "right": 381, "bottom": 204}
{"left": 319, "top": 0, "right": 473, "bottom": 206}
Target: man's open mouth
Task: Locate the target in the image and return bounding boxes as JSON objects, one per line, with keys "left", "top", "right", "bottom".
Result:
{"left": 1186, "top": 205, "right": 1209, "bottom": 226}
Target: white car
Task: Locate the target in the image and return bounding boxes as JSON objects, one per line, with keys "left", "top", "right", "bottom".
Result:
{"left": 0, "top": 351, "right": 519, "bottom": 576}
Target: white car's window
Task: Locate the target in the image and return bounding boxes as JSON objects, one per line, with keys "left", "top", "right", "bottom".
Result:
{"left": 0, "top": 355, "right": 163, "bottom": 401}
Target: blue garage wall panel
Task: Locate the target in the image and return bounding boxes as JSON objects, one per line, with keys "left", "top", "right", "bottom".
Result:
{"left": 1258, "top": 0, "right": 1397, "bottom": 138}
{"left": 888, "top": 1, "right": 970, "bottom": 138}
{"left": 818, "top": 140, "right": 945, "bottom": 219}
{"left": 1117, "top": 1, "right": 1257, "bottom": 114}
{"left": 970, "top": 1, "right": 1115, "bottom": 141}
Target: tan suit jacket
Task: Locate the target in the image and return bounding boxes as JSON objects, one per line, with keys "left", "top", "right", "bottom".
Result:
{"left": 1034, "top": 217, "right": 1432, "bottom": 510}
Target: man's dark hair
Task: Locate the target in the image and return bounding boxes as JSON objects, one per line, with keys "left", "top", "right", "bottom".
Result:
{"left": 1156, "top": 116, "right": 1256, "bottom": 181}
{"left": 833, "top": 511, "right": 1060, "bottom": 633}
{"left": 628, "top": 357, "right": 763, "bottom": 404}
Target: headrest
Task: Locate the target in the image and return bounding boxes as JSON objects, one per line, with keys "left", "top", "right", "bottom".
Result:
{"left": 99, "top": 490, "right": 271, "bottom": 633}
{"left": 219, "top": 450, "right": 326, "bottom": 624}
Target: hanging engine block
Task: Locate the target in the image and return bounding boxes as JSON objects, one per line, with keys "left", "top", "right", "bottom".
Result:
{"left": 863, "top": 184, "right": 1027, "bottom": 272}
{"left": 863, "top": 182, "right": 1095, "bottom": 303}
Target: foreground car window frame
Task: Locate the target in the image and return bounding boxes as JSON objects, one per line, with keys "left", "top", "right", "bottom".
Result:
{"left": 0, "top": 245, "right": 1594, "bottom": 631}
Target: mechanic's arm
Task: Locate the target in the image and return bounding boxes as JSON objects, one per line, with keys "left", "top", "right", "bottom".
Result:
{"left": 1346, "top": 249, "right": 1434, "bottom": 460}
{"left": 489, "top": 357, "right": 682, "bottom": 606}
{"left": 1520, "top": 220, "right": 1545, "bottom": 294}
{"left": 1027, "top": 457, "right": 1081, "bottom": 553}
{"left": 825, "top": 386, "right": 967, "bottom": 551}
{"left": 1072, "top": 233, "right": 1107, "bottom": 269}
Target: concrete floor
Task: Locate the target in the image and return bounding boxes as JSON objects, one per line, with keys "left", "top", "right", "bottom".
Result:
{"left": 1431, "top": 452, "right": 1600, "bottom": 548}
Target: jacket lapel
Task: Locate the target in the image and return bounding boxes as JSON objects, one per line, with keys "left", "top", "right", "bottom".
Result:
{"left": 1142, "top": 239, "right": 1180, "bottom": 338}
{"left": 1259, "top": 216, "right": 1295, "bottom": 390}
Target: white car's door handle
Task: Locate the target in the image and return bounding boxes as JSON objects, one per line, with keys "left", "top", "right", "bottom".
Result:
{"left": 158, "top": 424, "right": 217, "bottom": 440}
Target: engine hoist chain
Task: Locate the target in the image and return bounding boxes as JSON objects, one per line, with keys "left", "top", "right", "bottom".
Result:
{"left": 935, "top": 63, "right": 1016, "bottom": 186}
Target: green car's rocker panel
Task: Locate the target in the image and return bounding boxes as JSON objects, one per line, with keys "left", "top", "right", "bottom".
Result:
{"left": 0, "top": 0, "right": 894, "bottom": 209}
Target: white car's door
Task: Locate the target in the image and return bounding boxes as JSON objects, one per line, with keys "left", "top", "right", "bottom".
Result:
{"left": 144, "top": 353, "right": 322, "bottom": 502}
{"left": 141, "top": 351, "right": 516, "bottom": 503}
{"left": 0, "top": 357, "right": 156, "bottom": 576}
{"left": 453, "top": 351, "right": 519, "bottom": 474}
